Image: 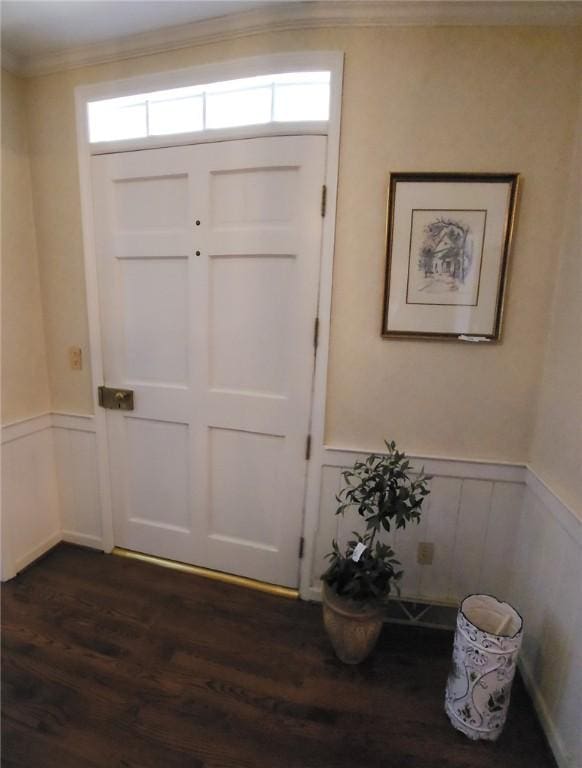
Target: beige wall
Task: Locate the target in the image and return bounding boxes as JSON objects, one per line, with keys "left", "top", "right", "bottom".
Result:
{"left": 25, "top": 26, "right": 582, "bottom": 461}
{"left": 529, "top": 85, "right": 582, "bottom": 518}
{"left": 1, "top": 69, "right": 51, "bottom": 423}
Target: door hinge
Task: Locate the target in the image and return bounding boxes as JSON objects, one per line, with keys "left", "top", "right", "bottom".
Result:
{"left": 313, "top": 317, "right": 319, "bottom": 351}
{"left": 321, "top": 185, "right": 327, "bottom": 217}
{"left": 305, "top": 434, "right": 312, "bottom": 461}
{"left": 299, "top": 536, "right": 305, "bottom": 559}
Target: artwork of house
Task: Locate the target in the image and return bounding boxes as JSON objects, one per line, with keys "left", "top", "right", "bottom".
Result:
{"left": 420, "top": 219, "right": 472, "bottom": 281}
{"left": 407, "top": 209, "right": 487, "bottom": 307}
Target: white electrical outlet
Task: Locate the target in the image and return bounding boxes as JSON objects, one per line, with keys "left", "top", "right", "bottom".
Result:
{"left": 417, "top": 542, "right": 434, "bottom": 565}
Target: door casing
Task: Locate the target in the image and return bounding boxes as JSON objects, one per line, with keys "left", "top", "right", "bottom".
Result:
{"left": 75, "top": 51, "right": 344, "bottom": 598}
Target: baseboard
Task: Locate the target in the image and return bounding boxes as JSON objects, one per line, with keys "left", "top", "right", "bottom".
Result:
{"left": 306, "top": 582, "right": 457, "bottom": 606}
{"left": 9, "top": 531, "right": 103, "bottom": 578}
{"left": 518, "top": 655, "right": 570, "bottom": 768}
{"left": 13, "top": 530, "right": 62, "bottom": 573}
{"left": 62, "top": 530, "right": 103, "bottom": 549}
{"left": 305, "top": 584, "right": 458, "bottom": 629}
{"left": 304, "top": 585, "right": 323, "bottom": 603}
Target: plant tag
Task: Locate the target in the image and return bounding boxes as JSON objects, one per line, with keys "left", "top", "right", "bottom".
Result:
{"left": 351, "top": 542, "right": 367, "bottom": 562}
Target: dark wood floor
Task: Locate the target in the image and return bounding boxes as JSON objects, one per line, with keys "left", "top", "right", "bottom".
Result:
{"left": 2, "top": 544, "right": 555, "bottom": 768}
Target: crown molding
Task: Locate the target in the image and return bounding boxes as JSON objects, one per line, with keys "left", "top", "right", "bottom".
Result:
{"left": 10, "top": 1, "right": 582, "bottom": 78}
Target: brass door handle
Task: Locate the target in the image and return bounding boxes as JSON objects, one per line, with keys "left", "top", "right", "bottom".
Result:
{"left": 98, "top": 386, "right": 134, "bottom": 411}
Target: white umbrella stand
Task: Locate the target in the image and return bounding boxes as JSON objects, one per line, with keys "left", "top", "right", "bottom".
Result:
{"left": 445, "top": 594, "right": 524, "bottom": 741}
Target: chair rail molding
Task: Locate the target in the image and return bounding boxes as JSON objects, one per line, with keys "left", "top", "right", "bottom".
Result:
{"left": 1, "top": 413, "right": 53, "bottom": 443}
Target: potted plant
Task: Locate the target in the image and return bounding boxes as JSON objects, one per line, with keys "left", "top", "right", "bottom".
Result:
{"left": 321, "top": 440, "right": 431, "bottom": 664}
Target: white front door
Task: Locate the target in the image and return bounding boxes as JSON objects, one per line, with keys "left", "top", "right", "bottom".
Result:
{"left": 91, "top": 136, "right": 326, "bottom": 587}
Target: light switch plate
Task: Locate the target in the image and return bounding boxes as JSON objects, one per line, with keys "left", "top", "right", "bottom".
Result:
{"left": 69, "top": 346, "right": 82, "bottom": 370}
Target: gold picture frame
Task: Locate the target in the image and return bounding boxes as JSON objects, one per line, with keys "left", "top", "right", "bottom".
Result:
{"left": 382, "top": 172, "right": 519, "bottom": 341}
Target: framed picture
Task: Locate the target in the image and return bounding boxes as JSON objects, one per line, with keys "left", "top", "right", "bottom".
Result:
{"left": 382, "top": 172, "right": 519, "bottom": 341}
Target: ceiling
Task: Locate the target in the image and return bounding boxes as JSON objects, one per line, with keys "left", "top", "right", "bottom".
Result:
{"left": 1, "top": 1, "right": 274, "bottom": 58}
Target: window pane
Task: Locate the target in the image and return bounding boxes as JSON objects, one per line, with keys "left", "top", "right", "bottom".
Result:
{"left": 88, "top": 100, "right": 147, "bottom": 143}
{"left": 148, "top": 96, "right": 203, "bottom": 136}
{"left": 273, "top": 71, "right": 331, "bottom": 85}
{"left": 206, "top": 75, "right": 274, "bottom": 94}
{"left": 87, "top": 70, "right": 332, "bottom": 143}
{"left": 273, "top": 83, "right": 330, "bottom": 122}
{"left": 148, "top": 84, "right": 204, "bottom": 101}
{"left": 206, "top": 87, "right": 272, "bottom": 130}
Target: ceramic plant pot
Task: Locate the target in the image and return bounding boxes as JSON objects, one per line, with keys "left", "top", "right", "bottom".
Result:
{"left": 445, "top": 594, "right": 523, "bottom": 741}
{"left": 322, "top": 583, "right": 384, "bottom": 664}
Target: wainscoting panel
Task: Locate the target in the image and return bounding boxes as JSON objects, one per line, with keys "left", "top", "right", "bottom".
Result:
{"left": 53, "top": 414, "right": 102, "bottom": 548}
{"left": 1, "top": 415, "right": 61, "bottom": 580}
{"left": 479, "top": 481, "right": 525, "bottom": 598}
{"left": 309, "top": 450, "right": 524, "bottom": 606}
{"left": 509, "top": 476, "right": 581, "bottom": 768}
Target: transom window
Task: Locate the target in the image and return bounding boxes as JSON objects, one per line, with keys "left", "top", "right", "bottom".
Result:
{"left": 88, "top": 71, "right": 331, "bottom": 143}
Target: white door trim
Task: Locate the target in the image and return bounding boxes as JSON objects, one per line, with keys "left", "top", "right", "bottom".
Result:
{"left": 75, "top": 51, "right": 344, "bottom": 594}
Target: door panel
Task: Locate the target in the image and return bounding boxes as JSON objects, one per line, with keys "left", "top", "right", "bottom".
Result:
{"left": 208, "top": 428, "right": 284, "bottom": 548}
{"left": 92, "top": 136, "right": 326, "bottom": 587}
{"left": 122, "top": 258, "right": 189, "bottom": 384}
{"left": 125, "top": 419, "right": 191, "bottom": 531}
{"left": 208, "top": 254, "right": 294, "bottom": 395}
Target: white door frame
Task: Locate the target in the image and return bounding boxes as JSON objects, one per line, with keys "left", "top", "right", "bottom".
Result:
{"left": 75, "top": 51, "right": 343, "bottom": 598}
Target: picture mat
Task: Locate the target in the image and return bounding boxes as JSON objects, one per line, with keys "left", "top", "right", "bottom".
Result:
{"left": 386, "top": 181, "right": 511, "bottom": 336}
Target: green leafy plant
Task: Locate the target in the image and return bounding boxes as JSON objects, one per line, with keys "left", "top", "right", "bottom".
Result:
{"left": 321, "top": 440, "right": 431, "bottom": 603}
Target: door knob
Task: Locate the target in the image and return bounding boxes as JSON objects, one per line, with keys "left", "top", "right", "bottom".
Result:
{"left": 98, "top": 386, "right": 134, "bottom": 411}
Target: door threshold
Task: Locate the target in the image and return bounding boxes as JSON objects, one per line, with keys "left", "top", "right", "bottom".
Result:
{"left": 111, "top": 547, "right": 299, "bottom": 600}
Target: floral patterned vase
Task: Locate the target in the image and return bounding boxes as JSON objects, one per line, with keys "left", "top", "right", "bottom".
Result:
{"left": 445, "top": 594, "right": 523, "bottom": 741}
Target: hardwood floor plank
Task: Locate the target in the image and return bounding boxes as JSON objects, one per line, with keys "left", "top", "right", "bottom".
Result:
{"left": 2, "top": 544, "right": 556, "bottom": 768}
